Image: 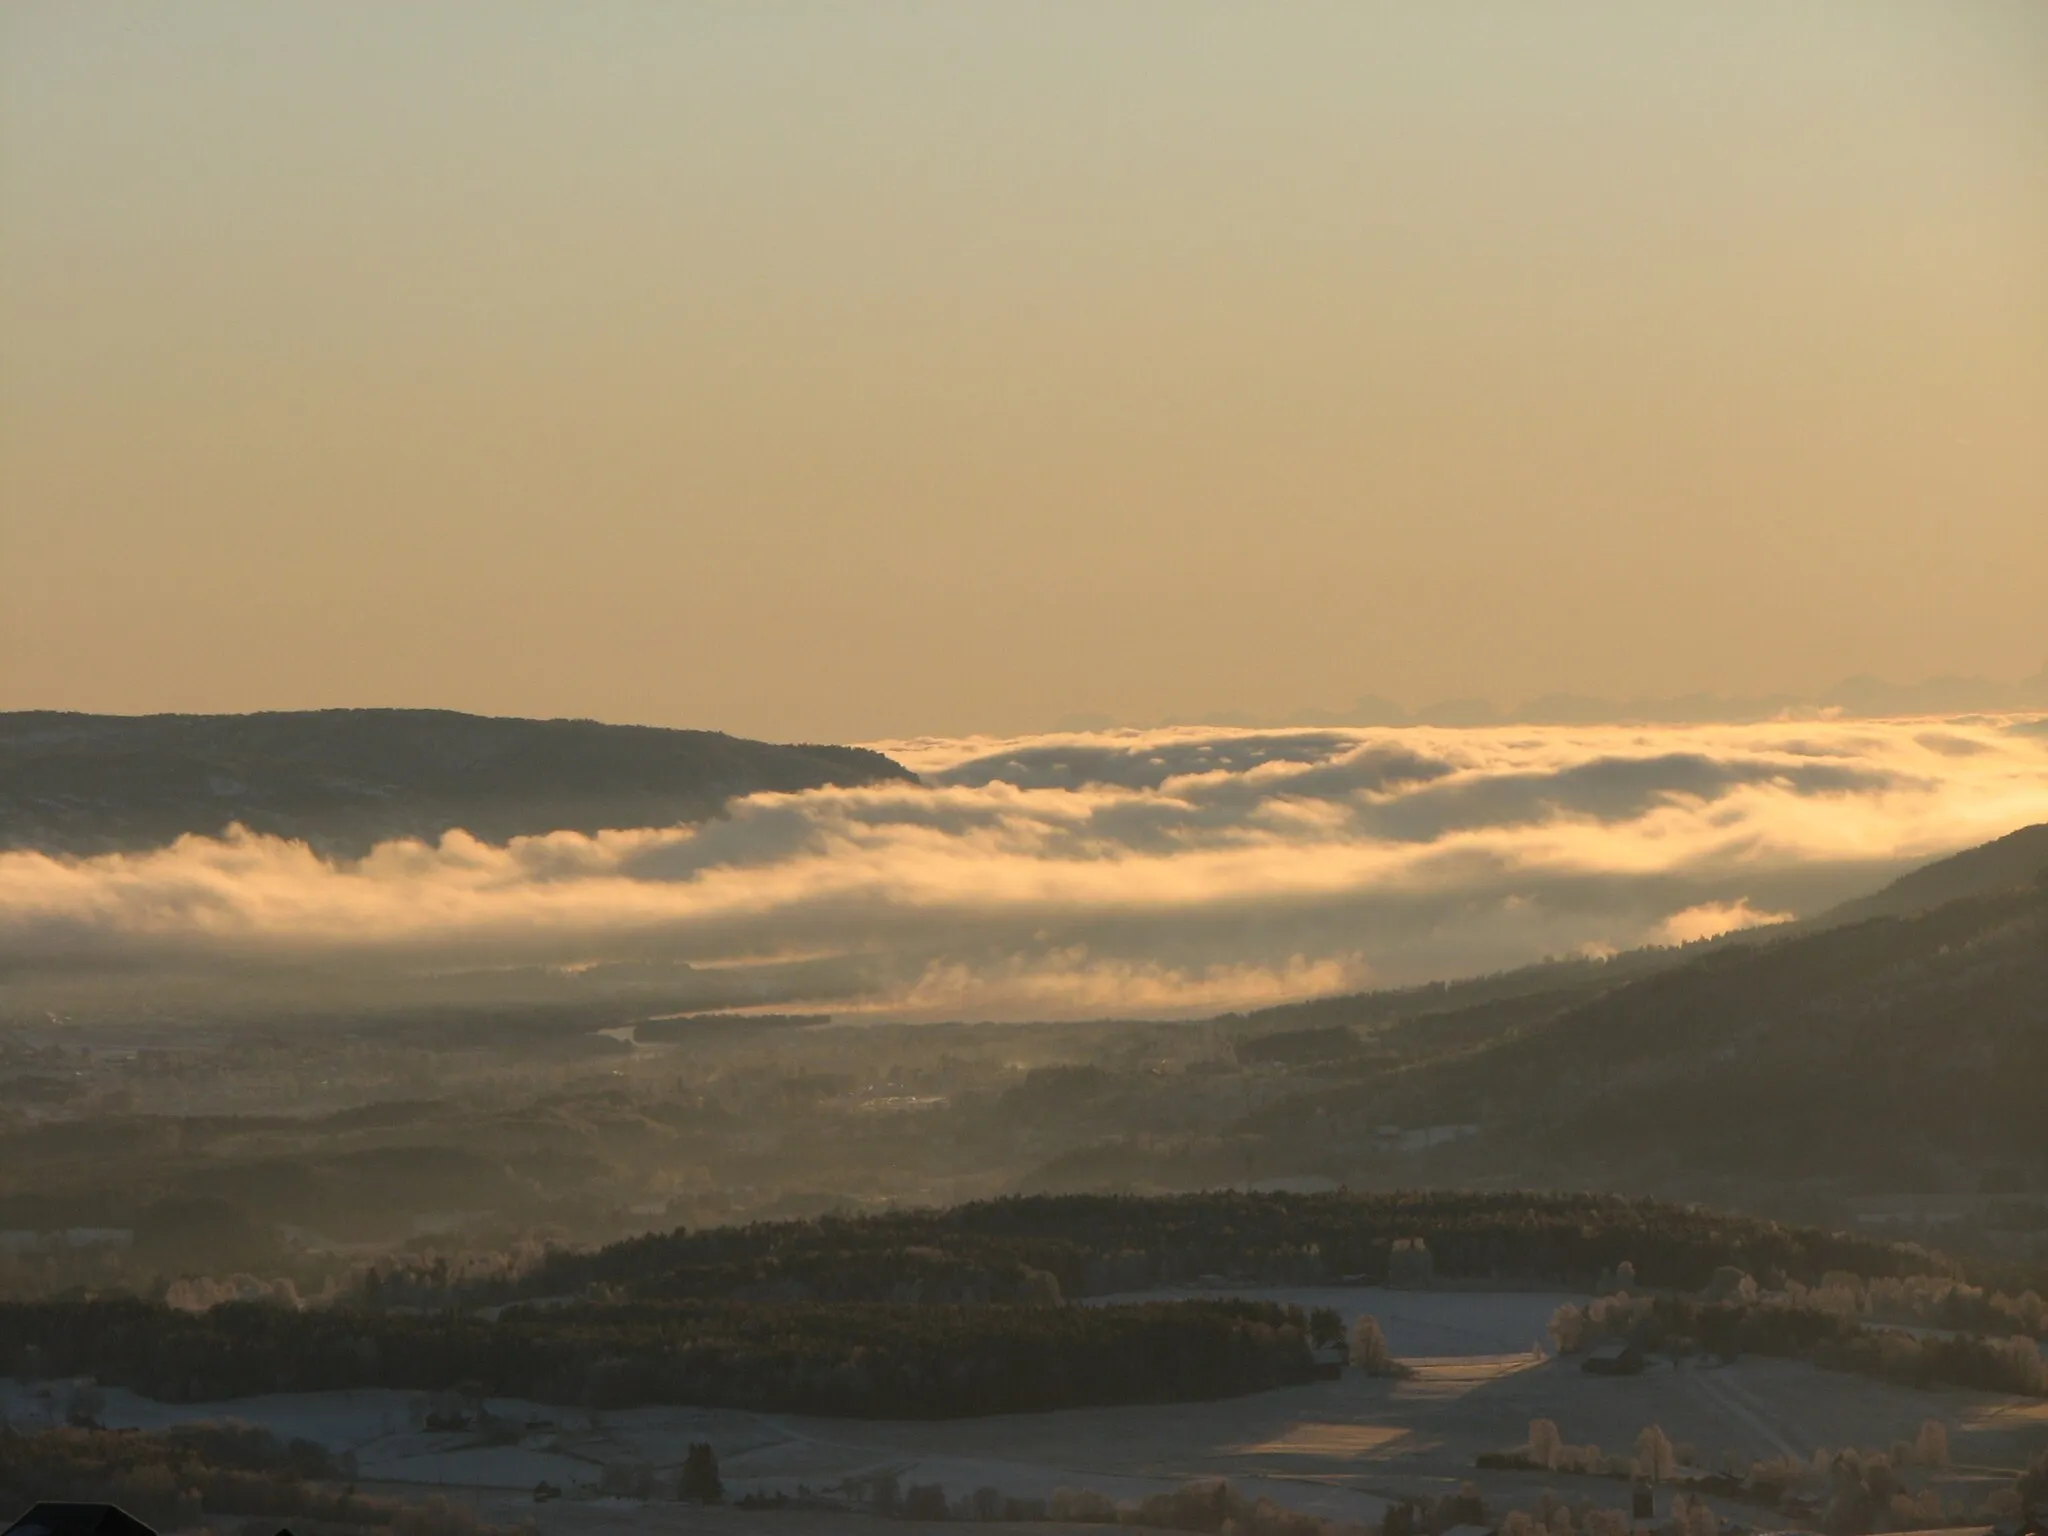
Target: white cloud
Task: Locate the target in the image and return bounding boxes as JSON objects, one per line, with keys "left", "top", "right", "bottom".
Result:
{"left": 3, "top": 716, "right": 2046, "bottom": 1019}
{"left": 1651, "top": 899, "right": 1796, "bottom": 946}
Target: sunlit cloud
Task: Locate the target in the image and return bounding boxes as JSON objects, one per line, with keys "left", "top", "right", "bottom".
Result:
{"left": 1651, "top": 899, "right": 1796, "bottom": 946}
{"left": 2, "top": 717, "right": 2045, "bottom": 1020}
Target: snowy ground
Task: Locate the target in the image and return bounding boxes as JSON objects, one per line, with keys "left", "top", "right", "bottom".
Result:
{"left": 5, "top": 1287, "right": 2042, "bottom": 1531}
{"left": 1084, "top": 1284, "right": 1573, "bottom": 1359}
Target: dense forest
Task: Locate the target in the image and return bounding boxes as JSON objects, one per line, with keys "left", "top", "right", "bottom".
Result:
{"left": 509, "top": 1190, "right": 1958, "bottom": 1306}
{"left": 0, "top": 1295, "right": 1320, "bottom": 1418}
{"left": 0, "top": 1191, "right": 1993, "bottom": 1419}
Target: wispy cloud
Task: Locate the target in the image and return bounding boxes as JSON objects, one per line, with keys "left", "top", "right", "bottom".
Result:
{"left": 4, "top": 717, "right": 2046, "bottom": 1019}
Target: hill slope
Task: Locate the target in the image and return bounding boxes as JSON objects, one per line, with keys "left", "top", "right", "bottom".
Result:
{"left": 1291, "top": 883, "right": 2048, "bottom": 1190}
{"left": 0, "top": 709, "right": 915, "bottom": 855}
{"left": 1812, "top": 820, "right": 2048, "bottom": 927}
{"left": 1217, "top": 820, "right": 2047, "bottom": 1054}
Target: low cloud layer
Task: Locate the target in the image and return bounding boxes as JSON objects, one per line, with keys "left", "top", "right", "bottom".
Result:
{"left": 6, "top": 717, "right": 2047, "bottom": 1020}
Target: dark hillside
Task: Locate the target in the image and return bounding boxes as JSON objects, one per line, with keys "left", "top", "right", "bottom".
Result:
{"left": 1220, "top": 949, "right": 1676, "bottom": 1037}
{"left": 516, "top": 1188, "right": 1952, "bottom": 1305}
{"left": 1372, "top": 885, "right": 2048, "bottom": 1185}
{"left": 1812, "top": 820, "right": 2048, "bottom": 927}
{"left": 0, "top": 709, "right": 915, "bottom": 854}
{"left": 1217, "top": 820, "right": 2048, "bottom": 1058}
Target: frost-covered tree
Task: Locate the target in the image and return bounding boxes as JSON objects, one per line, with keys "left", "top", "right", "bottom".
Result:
{"left": 1633, "top": 1425, "right": 1677, "bottom": 1482}
{"left": 1017, "top": 1267, "right": 1063, "bottom": 1307}
{"left": 1350, "top": 1314, "right": 1396, "bottom": 1376}
{"left": 1388, "top": 1238, "right": 1434, "bottom": 1288}
{"left": 1548, "top": 1303, "right": 1589, "bottom": 1354}
{"left": 1912, "top": 1420, "right": 1949, "bottom": 1470}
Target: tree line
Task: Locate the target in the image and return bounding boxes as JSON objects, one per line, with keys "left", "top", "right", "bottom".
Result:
{"left": 0, "top": 1420, "right": 519, "bottom": 1536}
{"left": 0, "top": 1295, "right": 1319, "bottom": 1417}
{"left": 1549, "top": 1290, "right": 2047, "bottom": 1397}
{"left": 501, "top": 1190, "right": 1957, "bottom": 1307}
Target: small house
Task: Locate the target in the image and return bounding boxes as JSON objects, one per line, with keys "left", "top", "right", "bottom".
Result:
{"left": 1581, "top": 1341, "right": 1647, "bottom": 1376}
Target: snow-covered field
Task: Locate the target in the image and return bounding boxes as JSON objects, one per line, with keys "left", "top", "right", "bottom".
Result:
{"left": 1085, "top": 1284, "right": 1574, "bottom": 1359}
{"left": 6, "top": 1288, "right": 2040, "bottom": 1531}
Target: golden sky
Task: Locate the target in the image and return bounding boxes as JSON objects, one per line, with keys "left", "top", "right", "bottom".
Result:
{"left": 3, "top": 2, "right": 2044, "bottom": 741}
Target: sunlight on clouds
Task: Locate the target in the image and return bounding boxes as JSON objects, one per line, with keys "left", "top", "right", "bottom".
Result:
{"left": 885, "top": 951, "right": 1370, "bottom": 1023}
{"left": 1651, "top": 899, "right": 1796, "bottom": 947}
{"left": 1, "top": 716, "right": 2045, "bottom": 1019}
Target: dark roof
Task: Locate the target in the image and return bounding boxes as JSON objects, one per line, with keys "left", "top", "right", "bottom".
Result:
{"left": 4, "top": 1504, "right": 158, "bottom": 1536}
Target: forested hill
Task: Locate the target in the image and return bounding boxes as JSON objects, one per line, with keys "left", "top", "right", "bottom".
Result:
{"left": 1811, "top": 819, "right": 2048, "bottom": 928}
{"left": 1313, "top": 881, "right": 2048, "bottom": 1190}
{"left": 1214, "top": 820, "right": 2048, "bottom": 1052}
{"left": 503, "top": 1189, "right": 1954, "bottom": 1307}
{"left": 0, "top": 709, "right": 915, "bottom": 854}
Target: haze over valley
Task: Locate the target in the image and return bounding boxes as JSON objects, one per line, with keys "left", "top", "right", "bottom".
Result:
{"left": 4, "top": 5, "right": 2047, "bottom": 1536}
{"left": 4, "top": 703, "right": 2045, "bottom": 1282}
{"left": 5, "top": 708, "right": 2047, "bottom": 1022}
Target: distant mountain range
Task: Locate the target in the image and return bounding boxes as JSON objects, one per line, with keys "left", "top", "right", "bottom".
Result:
{"left": 0, "top": 709, "right": 916, "bottom": 856}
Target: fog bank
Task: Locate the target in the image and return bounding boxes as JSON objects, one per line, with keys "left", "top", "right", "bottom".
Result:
{"left": 5, "top": 717, "right": 2046, "bottom": 1019}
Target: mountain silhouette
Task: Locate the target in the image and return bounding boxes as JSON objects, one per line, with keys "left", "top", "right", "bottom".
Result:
{"left": 0, "top": 708, "right": 915, "bottom": 856}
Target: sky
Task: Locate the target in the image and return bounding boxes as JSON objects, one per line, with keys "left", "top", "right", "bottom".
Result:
{"left": 8, "top": 716, "right": 2048, "bottom": 1019}
{"left": 3, "top": 3, "right": 2045, "bottom": 743}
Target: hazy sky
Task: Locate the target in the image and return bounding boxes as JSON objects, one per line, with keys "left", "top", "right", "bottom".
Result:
{"left": 4, "top": 3, "right": 2044, "bottom": 742}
